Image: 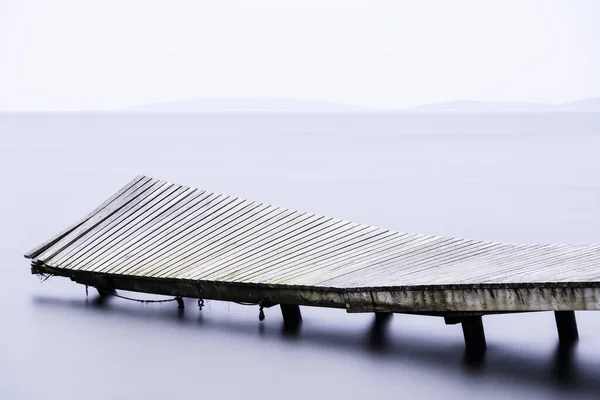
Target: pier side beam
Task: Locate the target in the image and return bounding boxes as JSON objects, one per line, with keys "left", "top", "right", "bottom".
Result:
{"left": 280, "top": 304, "right": 302, "bottom": 333}
{"left": 461, "top": 316, "right": 487, "bottom": 360}
{"left": 554, "top": 311, "right": 578, "bottom": 345}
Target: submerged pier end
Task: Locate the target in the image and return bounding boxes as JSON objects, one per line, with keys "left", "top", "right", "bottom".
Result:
{"left": 25, "top": 175, "right": 600, "bottom": 358}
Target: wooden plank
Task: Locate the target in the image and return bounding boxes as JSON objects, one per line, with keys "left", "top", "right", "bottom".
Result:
{"left": 24, "top": 175, "right": 146, "bottom": 259}
{"left": 28, "top": 175, "right": 600, "bottom": 289}
{"left": 35, "top": 176, "right": 157, "bottom": 262}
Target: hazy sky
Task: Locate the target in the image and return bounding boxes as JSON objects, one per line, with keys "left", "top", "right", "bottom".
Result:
{"left": 1, "top": 0, "right": 599, "bottom": 110}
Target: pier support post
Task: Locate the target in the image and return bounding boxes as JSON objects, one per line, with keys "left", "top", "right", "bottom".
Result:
{"left": 369, "top": 312, "right": 393, "bottom": 349}
{"left": 96, "top": 287, "right": 116, "bottom": 298}
{"left": 375, "top": 312, "right": 393, "bottom": 325}
{"left": 555, "top": 311, "right": 578, "bottom": 345}
{"left": 461, "top": 316, "right": 486, "bottom": 360}
{"left": 175, "top": 296, "right": 184, "bottom": 310}
{"left": 94, "top": 286, "right": 116, "bottom": 305}
{"left": 280, "top": 304, "right": 302, "bottom": 333}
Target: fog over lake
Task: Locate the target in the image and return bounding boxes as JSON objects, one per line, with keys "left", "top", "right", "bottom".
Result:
{"left": 2, "top": 112, "right": 600, "bottom": 399}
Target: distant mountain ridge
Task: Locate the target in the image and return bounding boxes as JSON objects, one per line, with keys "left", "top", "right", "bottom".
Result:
{"left": 130, "top": 97, "right": 600, "bottom": 113}
{"left": 132, "top": 97, "right": 371, "bottom": 112}
{"left": 402, "top": 98, "right": 600, "bottom": 113}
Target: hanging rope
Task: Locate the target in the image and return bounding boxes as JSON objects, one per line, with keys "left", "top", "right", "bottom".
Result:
{"left": 95, "top": 286, "right": 179, "bottom": 304}
{"left": 92, "top": 287, "right": 266, "bottom": 317}
{"left": 233, "top": 301, "right": 260, "bottom": 306}
{"left": 228, "top": 299, "right": 267, "bottom": 321}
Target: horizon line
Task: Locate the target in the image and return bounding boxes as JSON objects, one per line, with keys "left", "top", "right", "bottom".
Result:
{"left": 1, "top": 96, "right": 599, "bottom": 113}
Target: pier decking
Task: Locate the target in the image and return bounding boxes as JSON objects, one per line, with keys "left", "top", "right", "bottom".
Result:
{"left": 26, "top": 175, "right": 600, "bottom": 357}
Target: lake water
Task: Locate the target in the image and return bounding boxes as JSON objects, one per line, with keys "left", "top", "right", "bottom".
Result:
{"left": 2, "top": 112, "right": 600, "bottom": 399}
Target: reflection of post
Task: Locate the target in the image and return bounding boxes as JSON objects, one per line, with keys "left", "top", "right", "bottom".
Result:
{"left": 461, "top": 315, "right": 487, "bottom": 360}
{"left": 280, "top": 304, "right": 302, "bottom": 333}
{"left": 555, "top": 311, "right": 578, "bottom": 345}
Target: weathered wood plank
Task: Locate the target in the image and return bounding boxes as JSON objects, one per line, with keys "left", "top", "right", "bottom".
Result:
{"left": 24, "top": 175, "right": 146, "bottom": 259}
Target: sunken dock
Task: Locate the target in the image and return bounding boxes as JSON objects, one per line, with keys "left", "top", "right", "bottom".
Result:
{"left": 26, "top": 175, "right": 600, "bottom": 359}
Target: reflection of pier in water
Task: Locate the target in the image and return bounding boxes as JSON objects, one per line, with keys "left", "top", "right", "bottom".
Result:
{"left": 26, "top": 175, "right": 598, "bottom": 361}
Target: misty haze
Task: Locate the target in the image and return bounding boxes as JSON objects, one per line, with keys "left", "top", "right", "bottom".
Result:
{"left": 2, "top": 1, "right": 600, "bottom": 400}
{"left": 130, "top": 97, "right": 600, "bottom": 113}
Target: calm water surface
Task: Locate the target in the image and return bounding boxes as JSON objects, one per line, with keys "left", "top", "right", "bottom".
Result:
{"left": 2, "top": 113, "right": 600, "bottom": 399}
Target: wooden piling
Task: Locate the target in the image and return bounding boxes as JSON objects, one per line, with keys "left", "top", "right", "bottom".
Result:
{"left": 96, "top": 287, "right": 116, "bottom": 298}
{"left": 280, "top": 304, "right": 302, "bottom": 333}
{"left": 461, "top": 316, "right": 486, "bottom": 360}
{"left": 555, "top": 311, "right": 579, "bottom": 345}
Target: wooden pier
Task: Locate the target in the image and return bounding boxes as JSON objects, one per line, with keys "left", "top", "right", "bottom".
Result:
{"left": 25, "top": 175, "right": 600, "bottom": 359}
